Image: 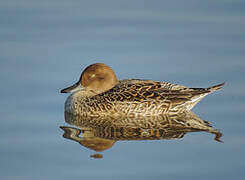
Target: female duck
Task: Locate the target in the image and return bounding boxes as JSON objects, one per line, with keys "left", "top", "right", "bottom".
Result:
{"left": 61, "top": 63, "right": 224, "bottom": 117}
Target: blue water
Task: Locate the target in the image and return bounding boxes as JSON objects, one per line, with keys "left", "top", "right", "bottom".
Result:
{"left": 1, "top": 0, "right": 245, "bottom": 179}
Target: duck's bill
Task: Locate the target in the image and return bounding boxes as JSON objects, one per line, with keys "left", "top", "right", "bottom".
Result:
{"left": 60, "top": 83, "right": 85, "bottom": 93}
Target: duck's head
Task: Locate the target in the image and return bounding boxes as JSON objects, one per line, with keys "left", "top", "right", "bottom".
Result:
{"left": 61, "top": 63, "right": 118, "bottom": 96}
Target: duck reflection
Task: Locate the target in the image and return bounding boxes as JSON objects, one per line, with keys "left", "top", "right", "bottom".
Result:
{"left": 60, "top": 111, "right": 222, "bottom": 158}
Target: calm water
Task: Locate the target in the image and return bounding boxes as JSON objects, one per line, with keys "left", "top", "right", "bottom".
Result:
{"left": 1, "top": 0, "right": 245, "bottom": 179}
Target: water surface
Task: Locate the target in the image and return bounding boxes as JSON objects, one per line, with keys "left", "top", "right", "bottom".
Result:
{"left": 0, "top": 0, "right": 245, "bottom": 179}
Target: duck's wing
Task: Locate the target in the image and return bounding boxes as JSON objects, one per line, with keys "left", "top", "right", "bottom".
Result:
{"left": 105, "top": 80, "right": 224, "bottom": 110}
{"left": 110, "top": 80, "right": 201, "bottom": 101}
{"left": 117, "top": 79, "right": 224, "bottom": 98}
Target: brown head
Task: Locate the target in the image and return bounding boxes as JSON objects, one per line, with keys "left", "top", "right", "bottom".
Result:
{"left": 61, "top": 63, "right": 118, "bottom": 95}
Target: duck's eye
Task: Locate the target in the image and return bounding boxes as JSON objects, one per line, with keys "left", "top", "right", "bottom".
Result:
{"left": 97, "top": 77, "right": 104, "bottom": 81}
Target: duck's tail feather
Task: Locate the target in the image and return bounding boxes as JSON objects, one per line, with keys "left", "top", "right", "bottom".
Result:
{"left": 185, "top": 82, "right": 225, "bottom": 110}
{"left": 207, "top": 82, "right": 225, "bottom": 92}
{"left": 190, "top": 82, "right": 225, "bottom": 93}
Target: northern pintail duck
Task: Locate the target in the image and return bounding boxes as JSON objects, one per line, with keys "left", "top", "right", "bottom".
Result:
{"left": 61, "top": 63, "right": 224, "bottom": 117}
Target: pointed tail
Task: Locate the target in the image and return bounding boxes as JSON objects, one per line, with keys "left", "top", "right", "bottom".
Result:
{"left": 207, "top": 82, "right": 225, "bottom": 92}
{"left": 190, "top": 82, "right": 225, "bottom": 93}
{"left": 186, "top": 82, "right": 225, "bottom": 110}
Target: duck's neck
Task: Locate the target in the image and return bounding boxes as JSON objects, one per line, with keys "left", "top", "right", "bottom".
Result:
{"left": 72, "top": 90, "right": 97, "bottom": 98}
{"left": 64, "top": 91, "right": 94, "bottom": 114}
